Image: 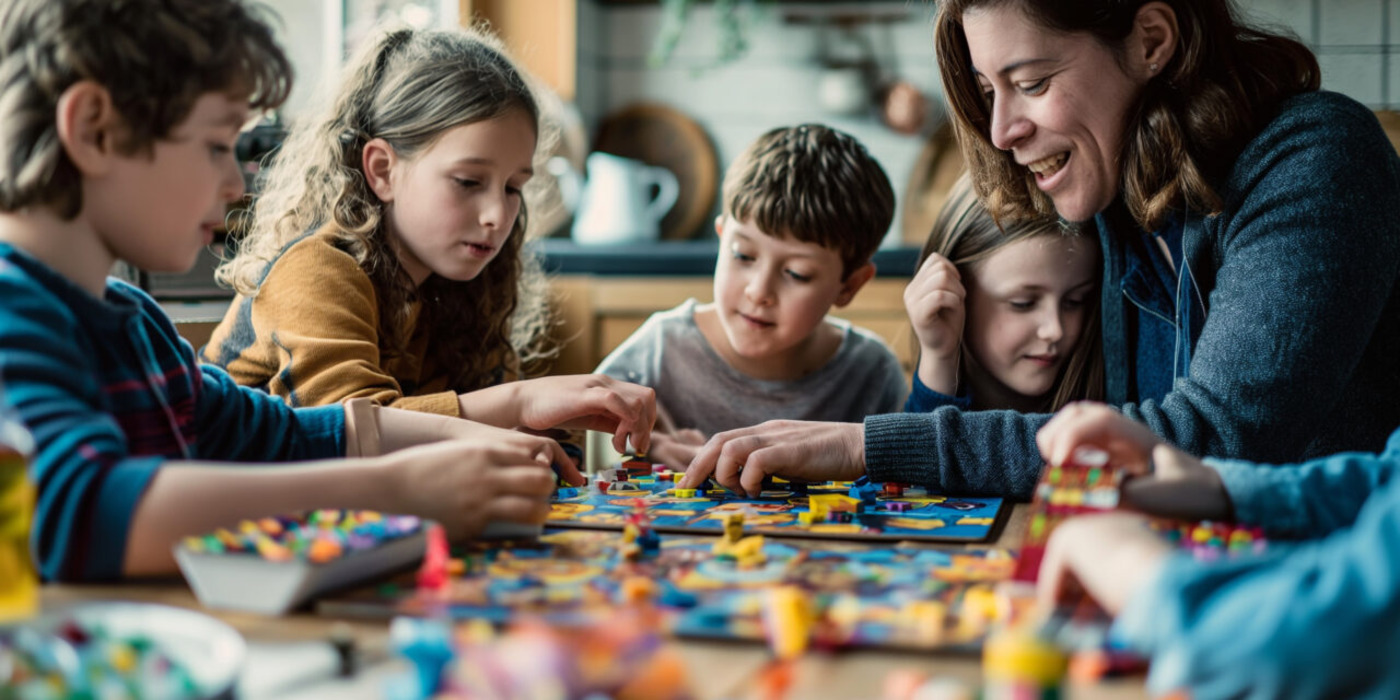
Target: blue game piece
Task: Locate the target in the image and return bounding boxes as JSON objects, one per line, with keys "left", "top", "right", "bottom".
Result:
{"left": 389, "top": 617, "right": 454, "bottom": 698}
{"left": 848, "top": 475, "right": 880, "bottom": 504}
{"left": 658, "top": 582, "right": 699, "bottom": 608}
{"left": 556, "top": 487, "right": 578, "bottom": 500}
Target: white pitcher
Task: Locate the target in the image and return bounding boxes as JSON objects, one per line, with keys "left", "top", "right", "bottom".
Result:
{"left": 551, "top": 152, "right": 679, "bottom": 245}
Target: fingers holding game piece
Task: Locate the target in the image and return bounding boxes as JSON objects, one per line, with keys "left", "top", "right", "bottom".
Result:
{"left": 683, "top": 420, "right": 867, "bottom": 495}
{"left": 1036, "top": 402, "right": 1162, "bottom": 474}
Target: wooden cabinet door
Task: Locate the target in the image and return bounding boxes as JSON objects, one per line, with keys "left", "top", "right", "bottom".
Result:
{"left": 458, "top": 0, "right": 576, "bottom": 100}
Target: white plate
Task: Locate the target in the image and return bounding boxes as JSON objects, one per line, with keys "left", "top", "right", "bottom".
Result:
{"left": 5, "top": 601, "right": 245, "bottom": 698}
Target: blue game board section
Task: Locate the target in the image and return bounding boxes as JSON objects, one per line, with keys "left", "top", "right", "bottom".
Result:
{"left": 548, "top": 474, "right": 1006, "bottom": 543}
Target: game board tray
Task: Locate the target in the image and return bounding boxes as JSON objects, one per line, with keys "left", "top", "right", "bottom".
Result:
{"left": 176, "top": 530, "right": 426, "bottom": 615}
{"left": 549, "top": 480, "right": 1009, "bottom": 544}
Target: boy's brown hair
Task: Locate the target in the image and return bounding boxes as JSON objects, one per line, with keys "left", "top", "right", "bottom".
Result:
{"left": 722, "top": 124, "right": 895, "bottom": 278}
{"left": 0, "top": 0, "right": 292, "bottom": 219}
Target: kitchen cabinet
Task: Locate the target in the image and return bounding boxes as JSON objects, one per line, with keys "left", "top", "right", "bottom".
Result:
{"left": 458, "top": 0, "right": 576, "bottom": 100}
{"left": 546, "top": 275, "right": 918, "bottom": 383}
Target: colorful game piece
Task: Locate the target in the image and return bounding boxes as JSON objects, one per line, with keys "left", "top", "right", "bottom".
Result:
{"left": 416, "top": 523, "right": 450, "bottom": 592}
{"left": 389, "top": 617, "right": 454, "bottom": 698}
{"left": 982, "top": 627, "right": 1068, "bottom": 700}
{"left": 1013, "top": 461, "right": 1125, "bottom": 581}
{"left": 763, "top": 586, "right": 813, "bottom": 660}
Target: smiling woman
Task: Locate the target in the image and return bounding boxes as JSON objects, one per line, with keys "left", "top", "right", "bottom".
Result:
{"left": 677, "top": 0, "right": 1400, "bottom": 508}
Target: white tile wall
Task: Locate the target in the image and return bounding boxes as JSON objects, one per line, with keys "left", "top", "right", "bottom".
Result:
{"left": 578, "top": 0, "right": 1400, "bottom": 246}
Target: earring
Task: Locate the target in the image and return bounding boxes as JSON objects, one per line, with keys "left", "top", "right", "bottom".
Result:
{"left": 1150, "top": 63, "right": 1159, "bottom": 72}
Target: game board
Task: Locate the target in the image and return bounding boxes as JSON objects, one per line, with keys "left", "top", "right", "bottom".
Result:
{"left": 549, "top": 467, "right": 1007, "bottom": 544}
{"left": 318, "top": 529, "right": 1019, "bottom": 653}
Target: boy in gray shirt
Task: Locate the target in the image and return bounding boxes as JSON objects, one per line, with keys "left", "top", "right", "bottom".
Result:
{"left": 597, "top": 124, "right": 906, "bottom": 469}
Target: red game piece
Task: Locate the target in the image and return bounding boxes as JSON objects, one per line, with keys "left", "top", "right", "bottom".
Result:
{"left": 416, "top": 523, "right": 450, "bottom": 591}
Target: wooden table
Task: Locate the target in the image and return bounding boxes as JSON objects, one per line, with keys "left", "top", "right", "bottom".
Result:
{"left": 40, "top": 504, "right": 1147, "bottom": 700}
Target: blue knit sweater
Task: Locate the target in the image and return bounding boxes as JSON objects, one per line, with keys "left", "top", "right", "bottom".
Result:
{"left": 865, "top": 91, "right": 1400, "bottom": 498}
{"left": 0, "top": 244, "right": 345, "bottom": 581}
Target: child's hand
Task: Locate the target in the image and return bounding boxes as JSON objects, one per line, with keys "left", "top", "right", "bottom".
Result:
{"left": 1036, "top": 511, "right": 1173, "bottom": 615}
{"left": 677, "top": 420, "right": 865, "bottom": 497}
{"left": 387, "top": 435, "right": 558, "bottom": 541}
{"left": 1036, "top": 402, "right": 1162, "bottom": 473}
{"left": 1037, "top": 402, "right": 1233, "bottom": 521}
{"left": 904, "top": 253, "right": 966, "bottom": 394}
{"left": 460, "top": 375, "right": 657, "bottom": 456}
{"left": 648, "top": 429, "right": 707, "bottom": 471}
{"left": 1121, "top": 444, "right": 1233, "bottom": 522}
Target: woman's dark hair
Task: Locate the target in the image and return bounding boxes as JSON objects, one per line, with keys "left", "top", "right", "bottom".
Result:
{"left": 935, "top": 0, "right": 1319, "bottom": 231}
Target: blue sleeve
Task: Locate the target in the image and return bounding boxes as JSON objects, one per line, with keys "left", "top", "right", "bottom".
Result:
{"left": 1207, "top": 427, "right": 1400, "bottom": 538}
{"left": 0, "top": 285, "right": 159, "bottom": 582}
{"left": 1114, "top": 469, "right": 1400, "bottom": 699}
{"left": 193, "top": 365, "right": 344, "bottom": 462}
{"left": 863, "top": 409, "right": 1049, "bottom": 499}
{"left": 903, "top": 367, "right": 972, "bottom": 413}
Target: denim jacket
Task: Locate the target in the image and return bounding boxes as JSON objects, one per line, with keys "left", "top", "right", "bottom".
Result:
{"left": 866, "top": 90, "right": 1400, "bottom": 499}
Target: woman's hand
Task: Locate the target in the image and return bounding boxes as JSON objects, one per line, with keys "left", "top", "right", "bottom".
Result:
{"left": 677, "top": 420, "right": 866, "bottom": 497}
{"left": 459, "top": 375, "right": 657, "bottom": 455}
{"left": 904, "top": 253, "right": 966, "bottom": 395}
{"left": 1036, "top": 402, "right": 1231, "bottom": 521}
{"left": 1036, "top": 511, "right": 1173, "bottom": 615}
{"left": 385, "top": 432, "right": 560, "bottom": 541}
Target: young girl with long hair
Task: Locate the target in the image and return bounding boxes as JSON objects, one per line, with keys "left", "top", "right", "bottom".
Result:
{"left": 205, "top": 26, "right": 655, "bottom": 456}
{"left": 905, "top": 173, "right": 1103, "bottom": 414}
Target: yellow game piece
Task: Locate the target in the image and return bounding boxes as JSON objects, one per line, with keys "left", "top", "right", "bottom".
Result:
{"left": 983, "top": 627, "right": 1068, "bottom": 689}
{"left": 959, "top": 586, "right": 1002, "bottom": 634}
{"left": 447, "top": 558, "right": 466, "bottom": 576}
{"left": 254, "top": 536, "right": 293, "bottom": 562}
{"left": 797, "top": 512, "right": 816, "bottom": 526}
{"left": 722, "top": 512, "right": 744, "bottom": 544}
{"left": 906, "top": 600, "right": 947, "bottom": 644}
{"left": 809, "top": 493, "right": 859, "bottom": 514}
{"left": 108, "top": 644, "right": 138, "bottom": 673}
{"left": 763, "top": 586, "right": 813, "bottom": 660}
{"left": 213, "top": 527, "right": 241, "bottom": 550}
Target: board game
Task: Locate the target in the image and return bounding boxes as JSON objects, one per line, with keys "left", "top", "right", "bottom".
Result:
{"left": 549, "top": 465, "right": 1007, "bottom": 544}
{"left": 318, "top": 528, "right": 1019, "bottom": 653}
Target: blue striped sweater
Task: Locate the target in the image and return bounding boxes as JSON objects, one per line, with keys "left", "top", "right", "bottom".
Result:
{"left": 0, "top": 243, "right": 345, "bottom": 581}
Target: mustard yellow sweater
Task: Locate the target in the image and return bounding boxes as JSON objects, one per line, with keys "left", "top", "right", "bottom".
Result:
{"left": 201, "top": 228, "right": 463, "bottom": 416}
